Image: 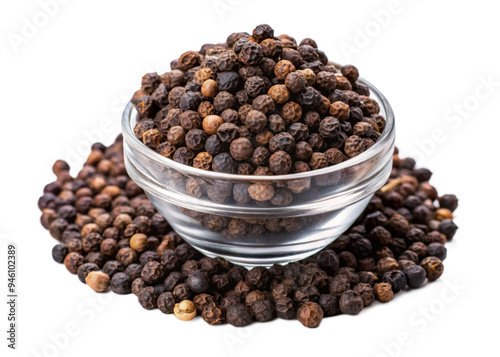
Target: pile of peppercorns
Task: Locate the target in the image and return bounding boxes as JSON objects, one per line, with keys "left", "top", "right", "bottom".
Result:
{"left": 39, "top": 135, "right": 458, "bottom": 328}
{"left": 132, "top": 24, "right": 385, "bottom": 176}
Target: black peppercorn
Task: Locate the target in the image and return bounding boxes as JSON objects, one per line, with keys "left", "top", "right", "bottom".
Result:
{"left": 239, "top": 42, "right": 263, "bottom": 66}
{"left": 212, "top": 153, "right": 236, "bottom": 173}
{"left": 226, "top": 303, "right": 253, "bottom": 327}
{"left": 187, "top": 270, "right": 210, "bottom": 293}
{"left": 52, "top": 244, "right": 68, "bottom": 264}
{"left": 382, "top": 270, "right": 407, "bottom": 293}
{"left": 405, "top": 265, "right": 427, "bottom": 288}
{"left": 158, "top": 292, "right": 176, "bottom": 314}
{"left": 276, "top": 297, "right": 296, "bottom": 319}
{"left": 110, "top": 272, "right": 132, "bottom": 294}
{"left": 339, "top": 290, "right": 364, "bottom": 315}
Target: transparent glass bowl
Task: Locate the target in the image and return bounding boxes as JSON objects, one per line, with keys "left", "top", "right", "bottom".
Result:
{"left": 122, "top": 78, "right": 395, "bottom": 267}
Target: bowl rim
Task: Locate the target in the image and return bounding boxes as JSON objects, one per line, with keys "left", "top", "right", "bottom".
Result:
{"left": 122, "top": 77, "right": 395, "bottom": 182}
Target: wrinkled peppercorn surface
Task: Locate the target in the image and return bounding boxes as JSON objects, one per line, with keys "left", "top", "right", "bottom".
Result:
{"left": 40, "top": 131, "right": 458, "bottom": 328}
{"left": 40, "top": 24, "right": 458, "bottom": 329}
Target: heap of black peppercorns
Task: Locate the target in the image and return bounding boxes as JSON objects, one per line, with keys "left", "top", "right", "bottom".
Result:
{"left": 39, "top": 134, "right": 458, "bottom": 328}
{"left": 132, "top": 24, "right": 385, "bottom": 176}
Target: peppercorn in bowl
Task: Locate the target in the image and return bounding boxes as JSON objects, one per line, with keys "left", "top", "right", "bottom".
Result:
{"left": 122, "top": 25, "right": 395, "bottom": 267}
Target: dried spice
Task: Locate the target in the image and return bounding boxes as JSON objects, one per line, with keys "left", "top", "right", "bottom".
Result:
{"left": 374, "top": 283, "right": 394, "bottom": 303}
{"left": 297, "top": 302, "right": 324, "bottom": 328}
{"left": 174, "top": 300, "right": 197, "bottom": 321}
{"left": 40, "top": 24, "right": 459, "bottom": 330}
{"left": 85, "top": 271, "right": 110, "bottom": 293}
{"left": 130, "top": 24, "right": 385, "bottom": 177}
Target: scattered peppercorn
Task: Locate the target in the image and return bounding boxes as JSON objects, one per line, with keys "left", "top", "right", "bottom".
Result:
{"left": 297, "top": 301, "right": 324, "bottom": 328}
{"left": 174, "top": 300, "right": 197, "bottom": 321}
{"left": 374, "top": 283, "right": 394, "bottom": 303}
{"left": 339, "top": 290, "right": 364, "bottom": 315}
{"left": 85, "top": 271, "right": 111, "bottom": 292}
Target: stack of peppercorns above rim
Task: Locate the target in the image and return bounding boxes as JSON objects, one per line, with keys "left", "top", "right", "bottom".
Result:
{"left": 39, "top": 134, "right": 458, "bottom": 328}
{"left": 132, "top": 24, "right": 385, "bottom": 177}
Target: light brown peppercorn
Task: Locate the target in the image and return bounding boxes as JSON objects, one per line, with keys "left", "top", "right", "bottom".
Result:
{"left": 248, "top": 183, "right": 275, "bottom": 201}
{"left": 298, "top": 68, "right": 317, "bottom": 86}
{"left": 280, "top": 102, "right": 302, "bottom": 124}
{"left": 329, "top": 101, "right": 350, "bottom": 120}
{"left": 64, "top": 252, "right": 84, "bottom": 274}
{"left": 230, "top": 138, "right": 254, "bottom": 161}
{"left": 101, "top": 186, "right": 120, "bottom": 198}
{"left": 274, "top": 60, "right": 296, "bottom": 80}
{"left": 344, "top": 135, "right": 366, "bottom": 158}
{"left": 198, "top": 101, "right": 216, "bottom": 118}
{"left": 352, "top": 121, "right": 373, "bottom": 137}
{"left": 156, "top": 141, "right": 176, "bottom": 159}
{"left": 335, "top": 76, "right": 352, "bottom": 90}
{"left": 167, "top": 126, "right": 187, "bottom": 146}
{"left": 202, "top": 115, "right": 224, "bottom": 135}
{"left": 194, "top": 68, "right": 214, "bottom": 85}
{"left": 374, "top": 283, "right": 394, "bottom": 303}
{"left": 245, "top": 110, "right": 267, "bottom": 132}
{"left": 179, "top": 51, "right": 201, "bottom": 70}
{"left": 174, "top": 300, "right": 197, "bottom": 321}
{"left": 297, "top": 301, "right": 323, "bottom": 328}
{"left": 434, "top": 208, "right": 453, "bottom": 221}
{"left": 86, "top": 150, "right": 103, "bottom": 166}
{"left": 377, "top": 257, "right": 399, "bottom": 275}
{"left": 260, "top": 38, "right": 280, "bottom": 57}
{"left": 420, "top": 256, "right": 444, "bottom": 281}
{"left": 201, "top": 79, "right": 219, "bottom": 98}
{"left": 255, "top": 131, "right": 274, "bottom": 146}
{"left": 309, "top": 152, "right": 328, "bottom": 170}
{"left": 267, "top": 84, "right": 290, "bottom": 104}
{"left": 81, "top": 223, "right": 100, "bottom": 236}
{"left": 142, "top": 129, "right": 163, "bottom": 149}
{"left": 130, "top": 233, "right": 148, "bottom": 252}
{"left": 193, "top": 152, "right": 213, "bottom": 170}
{"left": 202, "top": 302, "right": 225, "bottom": 325}
{"left": 85, "top": 271, "right": 110, "bottom": 293}
{"left": 157, "top": 239, "right": 175, "bottom": 257}
{"left": 116, "top": 247, "right": 138, "bottom": 267}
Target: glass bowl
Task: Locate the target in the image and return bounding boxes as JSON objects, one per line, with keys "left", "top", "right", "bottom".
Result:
{"left": 122, "top": 78, "right": 395, "bottom": 267}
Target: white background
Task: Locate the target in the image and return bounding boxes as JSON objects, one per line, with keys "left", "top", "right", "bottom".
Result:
{"left": 1, "top": 0, "right": 499, "bottom": 356}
